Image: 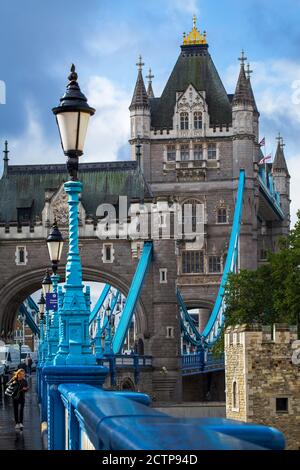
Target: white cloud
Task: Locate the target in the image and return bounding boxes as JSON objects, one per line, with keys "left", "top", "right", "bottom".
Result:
{"left": 169, "top": 0, "right": 200, "bottom": 15}
{"left": 7, "top": 102, "right": 61, "bottom": 166}
{"left": 85, "top": 22, "right": 137, "bottom": 57}
{"left": 84, "top": 75, "right": 131, "bottom": 162}
{"left": 2, "top": 76, "right": 131, "bottom": 168}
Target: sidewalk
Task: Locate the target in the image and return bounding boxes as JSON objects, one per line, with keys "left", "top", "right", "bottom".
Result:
{"left": 0, "top": 373, "right": 43, "bottom": 450}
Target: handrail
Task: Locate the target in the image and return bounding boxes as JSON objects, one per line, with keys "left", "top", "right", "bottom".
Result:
{"left": 113, "top": 241, "right": 153, "bottom": 354}
{"left": 57, "top": 383, "right": 285, "bottom": 450}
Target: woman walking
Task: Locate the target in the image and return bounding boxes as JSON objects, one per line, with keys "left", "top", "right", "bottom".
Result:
{"left": 5, "top": 369, "right": 29, "bottom": 430}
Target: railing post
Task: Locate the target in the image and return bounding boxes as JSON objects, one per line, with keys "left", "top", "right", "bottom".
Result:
{"left": 48, "top": 385, "right": 65, "bottom": 450}
{"left": 41, "top": 372, "right": 48, "bottom": 421}
{"left": 134, "top": 353, "right": 140, "bottom": 385}
{"left": 68, "top": 404, "right": 80, "bottom": 450}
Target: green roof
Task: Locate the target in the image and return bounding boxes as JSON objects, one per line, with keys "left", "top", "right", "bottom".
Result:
{"left": 0, "top": 161, "right": 152, "bottom": 224}
{"left": 150, "top": 44, "right": 232, "bottom": 129}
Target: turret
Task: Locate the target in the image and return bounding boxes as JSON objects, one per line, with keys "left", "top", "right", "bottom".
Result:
{"left": 129, "top": 56, "right": 151, "bottom": 171}
{"left": 232, "top": 51, "right": 258, "bottom": 177}
{"left": 272, "top": 135, "right": 290, "bottom": 230}
{"left": 232, "top": 51, "right": 257, "bottom": 136}
{"left": 146, "top": 68, "right": 155, "bottom": 98}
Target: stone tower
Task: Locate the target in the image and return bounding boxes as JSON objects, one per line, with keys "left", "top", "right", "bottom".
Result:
{"left": 225, "top": 324, "right": 300, "bottom": 450}
{"left": 272, "top": 138, "right": 290, "bottom": 235}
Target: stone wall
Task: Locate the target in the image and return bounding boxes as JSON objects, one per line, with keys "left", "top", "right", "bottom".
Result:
{"left": 225, "top": 324, "right": 300, "bottom": 450}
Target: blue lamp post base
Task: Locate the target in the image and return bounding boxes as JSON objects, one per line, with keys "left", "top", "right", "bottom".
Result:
{"left": 53, "top": 180, "right": 95, "bottom": 366}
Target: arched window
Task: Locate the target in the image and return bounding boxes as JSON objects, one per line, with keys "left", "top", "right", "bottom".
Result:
{"left": 194, "top": 111, "right": 202, "bottom": 130}
{"left": 233, "top": 380, "right": 238, "bottom": 410}
{"left": 180, "top": 112, "right": 189, "bottom": 130}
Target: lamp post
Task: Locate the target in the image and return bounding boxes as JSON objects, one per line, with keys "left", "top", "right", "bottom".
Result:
{"left": 45, "top": 221, "right": 64, "bottom": 363}
{"left": 46, "top": 219, "right": 64, "bottom": 275}
{"left": 104, "top": 304, "right": 112, "bottom": 354}
{"left": 51, "top": 64, "right": 96, "bottom": 365}
{"left": 43, "top": 65, "right": 108, "bottom": 450}
{"left": 18, "top": 340, "right": 22, "bottom": 364}
{"left": 37, "top": 294, "right": 46, "bottom": 363}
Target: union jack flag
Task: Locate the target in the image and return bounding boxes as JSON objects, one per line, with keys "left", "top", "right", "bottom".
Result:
{"left": 258, "top": 155, "right": 271, "bottom": 165}
{"left": 259, "top": 137, "right": 266, "bottom": 147}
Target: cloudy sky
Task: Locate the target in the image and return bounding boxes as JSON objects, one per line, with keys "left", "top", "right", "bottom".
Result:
{"left": 0, "top": 0, "right": 299, "bottom": 224}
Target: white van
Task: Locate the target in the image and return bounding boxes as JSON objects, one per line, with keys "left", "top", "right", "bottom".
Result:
{"left": 0, "top": 344, "right": 20, "bottom": 371}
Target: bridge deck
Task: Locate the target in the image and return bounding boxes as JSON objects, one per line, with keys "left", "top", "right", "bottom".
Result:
{"left": 0, "top": 374, "right": 42, "bottom": 450}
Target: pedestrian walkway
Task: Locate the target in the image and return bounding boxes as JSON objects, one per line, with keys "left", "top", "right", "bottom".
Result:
{"left": 0, "top": 373, "right": 43, "bottom": 450}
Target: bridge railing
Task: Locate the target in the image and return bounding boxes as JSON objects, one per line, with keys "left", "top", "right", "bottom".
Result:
{"left": 56, "top": 383, "right": 285, "bottom": 450}
{"left": 181, "top": 353, "right": 224, "bottom": 373}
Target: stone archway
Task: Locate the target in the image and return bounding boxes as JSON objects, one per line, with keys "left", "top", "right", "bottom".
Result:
{"left": 121, "top": 377, "right": 135, "bottom": 391}
{"left": 0, "top": 266, "right": 149, "bottom": 340}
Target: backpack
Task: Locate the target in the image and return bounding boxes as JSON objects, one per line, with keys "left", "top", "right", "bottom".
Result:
{"left": 5, "top": 380, "right": 20, "bottom": 399}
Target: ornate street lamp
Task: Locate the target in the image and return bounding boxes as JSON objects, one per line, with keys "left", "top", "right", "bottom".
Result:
{"left": 38, "top": 293, "right": 46, "bottom": 318}
{"left": 50, "top": 64, "right": 96, "bottom": 366}
{"left": 52, "top": 64, "right": 95, "bottom": 181}
{"left": 42, "top": 269, "right": 53, "bottom": 296}
{"left": 46, "top": 219, "right": 64, "bottom": 275}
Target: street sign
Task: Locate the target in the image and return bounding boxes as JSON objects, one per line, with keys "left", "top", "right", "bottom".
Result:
{"left": 46, "top": 293, "right": 58, "bottom": 311}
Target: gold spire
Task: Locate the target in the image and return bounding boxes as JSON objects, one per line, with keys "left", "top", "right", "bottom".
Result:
{"left": 182, "top": 15, "right": 207, "bottom": 45}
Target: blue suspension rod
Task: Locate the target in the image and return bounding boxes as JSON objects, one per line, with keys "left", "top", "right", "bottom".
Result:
{"left": 202, "top": 169, "right": 245, "bottom": 344}
{"left": 89, "top": 283, "right": 111, "bottom": 325}
{"left": 112, "top": 241, "right": 153, "bottom": 354}
{"left": 19, "top": 303, "right": 40, "bottom": 337}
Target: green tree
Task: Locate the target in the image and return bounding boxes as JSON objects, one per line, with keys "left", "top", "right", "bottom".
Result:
{"left": 212, "top": 211, "right": 300, "bottom": 356}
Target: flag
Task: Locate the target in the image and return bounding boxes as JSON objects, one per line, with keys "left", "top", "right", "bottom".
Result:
{"left": 258, "top": 155, "right": 271, "bottom": 165}
{"left": 259, "top": 137, "right": 265, "bottom": 147}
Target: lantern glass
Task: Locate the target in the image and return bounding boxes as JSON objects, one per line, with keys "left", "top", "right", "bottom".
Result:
{"left": 56, "top": 110, "right": 90, "bottom": 154}
{"left": 38, "top": 301, "right": 45, "bottom": 315}
{"left": 47, "top": 239, "right": 64, "bottom": 264}
{"left": 42, "top": 281, "right": 53, "bottom": 296}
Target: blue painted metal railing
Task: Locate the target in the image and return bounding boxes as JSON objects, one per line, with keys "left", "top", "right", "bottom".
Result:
{"left": 19, "top": 302, "right": 40, "bottom": 337}
{"left": 113, "top": 241, "right": 153, "bottom": 354}
{"left": 258, "top": 173, "right": 284, "bottom": 220}
{"left": 182, "top": 353, "right": 224, "bottom": 375}
{"left": 179, "top": 170, "right": 245, "bottom": 349}
{"left": 56, "top": 383, "right": 285, "bottom": 450}
{"left": 89, "top": 283, "right": 110, "bottom": 325}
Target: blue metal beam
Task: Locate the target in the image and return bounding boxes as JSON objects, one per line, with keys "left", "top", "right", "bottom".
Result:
{"left": 112, "top": 241, "right": 153, "bottom": 354}
{"left": 19, "top": 303, "right": 40, "bottom": 337}
{"left": 201, "top": 170, "right": 245, "bottom": 346}
{"left": 27, "top": 295, "right": 39, "bottom": 313}
{"left": 89, "top": 284, "right": 111, "bottom": 325}
{"left": 178, "top": 170, "right": 245, "bottom": 350}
